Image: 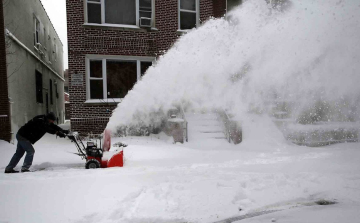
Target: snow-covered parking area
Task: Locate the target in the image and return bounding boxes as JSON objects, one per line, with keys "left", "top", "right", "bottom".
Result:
{"left": 1, "top": 120, "right": 360, "bottom": 223}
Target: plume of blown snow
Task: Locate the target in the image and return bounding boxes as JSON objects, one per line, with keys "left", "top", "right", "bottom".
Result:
{"left": 107, "top": 0, "right": 360, "bottom": 132}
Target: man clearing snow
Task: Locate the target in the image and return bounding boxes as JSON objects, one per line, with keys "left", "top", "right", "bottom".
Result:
{"left": 4, "top": 112, "right": 69, "bottom": 173}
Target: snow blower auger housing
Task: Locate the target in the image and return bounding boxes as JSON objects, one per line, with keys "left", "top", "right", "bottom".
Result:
{"left": 66, "top": 132, "right": 126, "bottom": 169}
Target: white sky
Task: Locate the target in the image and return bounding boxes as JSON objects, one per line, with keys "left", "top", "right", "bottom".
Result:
{"left": 40, "top": 0, "right": 68, "bottom": 70}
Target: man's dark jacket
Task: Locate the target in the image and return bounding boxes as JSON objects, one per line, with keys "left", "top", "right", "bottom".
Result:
{"left": 17, "top": 115, "right": 64, "bottom": 144}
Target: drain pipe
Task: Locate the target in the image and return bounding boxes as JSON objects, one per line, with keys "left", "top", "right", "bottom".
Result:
{"left": 5, "top": 29, "right": 64, "bottom": 82}
{"left": 8, "top": 97, "right": 14, "bottom": 144}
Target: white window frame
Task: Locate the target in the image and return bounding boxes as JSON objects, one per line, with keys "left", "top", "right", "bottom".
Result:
{"left": 43, "top": 27, "right": 47, "bottom": 50}
{"left": 178, "top": 0, "right": 200, "bottom": 31}
{"left": 84, "top": 0, "right": 155, "bottom": 29}
{"left": 85, "top": 55, "right": 155, "bottom": 103}
{"left": 34, "top": 16, "right": 41, "bottom": 45}
{"left": 48, "top": 35, "right": 52, "bottom": 63}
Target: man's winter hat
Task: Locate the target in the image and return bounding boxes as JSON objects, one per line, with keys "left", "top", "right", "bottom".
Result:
{"left": 46, "top": 112, "right": 56, "bottom": 121}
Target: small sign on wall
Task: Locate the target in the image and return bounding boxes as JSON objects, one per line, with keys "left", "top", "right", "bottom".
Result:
{"left": 71, "top": 73, "right": 83, "bottom": 86}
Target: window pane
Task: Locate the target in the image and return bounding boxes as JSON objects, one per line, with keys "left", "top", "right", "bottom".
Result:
{"left": 90, "top": 60, "right": 102, "bottom": 78}
{"left": 35, "top": 20, "right": 40, "bottom": 44}
{"left": 90, "top": 80, "right": 103, "bottom": 99}
{"left": 88, "top": 3, "right": 101, "bottom": 24}
{"left": 141, "top": 61, "right": 152, "bottom": 77}
{"left": 140, "top": 0, "right": 152, "bottom": 20}
{"left": 227, "top": 0, "right": 242, "bottom": 12}
{"left": 140, "top": 0, "right": 151, "bottom": 9}
{"left": 180, "top": 0, "right": 196, "bottom": 11}
{"left": 180, "top": 11, "right": 196, "bottom": 30}
{"left": 105, "top": 0, "right": 136, "bottom": 25}
{"left": 106, "top": 60, "right": 137, "bottom": 98}
{"left": 140, "top": 11, "right": 152, "bottom": 19}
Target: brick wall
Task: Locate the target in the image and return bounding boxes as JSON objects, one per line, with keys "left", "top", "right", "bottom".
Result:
{"left": 67, "top": 0, "right": 226, "bottom": 135}
{"left": 213, "top": 0, "right": 227, "bottom": 18}
{"left": 0, "top": 1, "right": 11, "bottom": 142}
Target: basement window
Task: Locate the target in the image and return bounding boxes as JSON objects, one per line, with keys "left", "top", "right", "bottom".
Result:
{"left": 86, "top": 56, "right": 154, "bottom": 102}
{"left": 86, "top": 0, "right": 154, "bottom": 28}
{"left": 178, "top": 0, "right": 199, "bottom": 30}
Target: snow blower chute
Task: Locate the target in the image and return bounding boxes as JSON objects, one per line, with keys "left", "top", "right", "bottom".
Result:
{"left": 66, "top": 130, "right": 126, "bottom": 169}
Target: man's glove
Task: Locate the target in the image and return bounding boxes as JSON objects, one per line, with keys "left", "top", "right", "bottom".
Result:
{"left": 62, "top": 130, "right": 70, "bottom": 134}
{"left": 57, "top": 131, "right": 66, "bottom": 138}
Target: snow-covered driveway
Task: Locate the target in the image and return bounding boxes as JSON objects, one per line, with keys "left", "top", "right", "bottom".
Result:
{"left": 1, "top": 133, "right": 360, "bottom": 222}
{"left": 1, "top": 117, "right": 360, "bottom": 223}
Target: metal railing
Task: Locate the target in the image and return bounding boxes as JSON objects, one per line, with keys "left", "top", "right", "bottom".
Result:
{"left": 222, "top": 110, "right": 233, "bottom": 143}
{"left": 218, "top": 109, "right": 242, "bottom": 144}
{"left": 179, "top": 104, "right": 188, "bottom": 142}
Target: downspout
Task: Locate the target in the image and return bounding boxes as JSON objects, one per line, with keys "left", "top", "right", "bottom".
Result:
{"left": 5, "top": 29, "right": 65, "bottom": 82}
{"left": 8, "top": 97, "right": 14, "bottom": 144}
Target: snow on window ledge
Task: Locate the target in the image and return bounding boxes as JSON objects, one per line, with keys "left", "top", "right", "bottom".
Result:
{"left": 83, "top": 23, "right": 158, "bottom": 32}
{"left": 176, "top": 29, "right": 193, "bottom": 35}
{"left": 84, "top": 99, "right": 122, "bottom": 104}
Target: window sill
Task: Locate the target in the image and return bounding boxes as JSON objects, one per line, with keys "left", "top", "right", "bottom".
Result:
{"left": 83, "top": 23, "right": 158, "bottom": 32}
{"left": 84, "top": 99, "right": 122, "bottom": 105}
{"left": 176, "top": 29, "right": 192, "bottom": 35}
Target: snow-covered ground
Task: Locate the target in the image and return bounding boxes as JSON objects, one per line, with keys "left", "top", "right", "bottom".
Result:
{"left": 1, "top": 116, "right": 360, "bottom": 223}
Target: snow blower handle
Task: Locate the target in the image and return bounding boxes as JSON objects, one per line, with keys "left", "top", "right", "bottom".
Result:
{"left": 57, "top": 131, "right": 66, "bottom": 138}
{"left": 62, "top": 129, "right": 70, "bottom": 135}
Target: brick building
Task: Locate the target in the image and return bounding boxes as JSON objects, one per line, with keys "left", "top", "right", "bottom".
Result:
{"left": 67, "top": 0, "right": 241, "bottom": 134}
{"left": 1, "top": 0, "right": 65, "bottom": 143}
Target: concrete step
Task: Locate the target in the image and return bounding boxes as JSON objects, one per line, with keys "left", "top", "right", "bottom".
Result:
{"left": 186, "top": 112, "right": 227, "bottom": 142}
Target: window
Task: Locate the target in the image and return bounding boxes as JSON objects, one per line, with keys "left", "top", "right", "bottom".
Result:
{"left": 179, "top": 0, "right": 199, "bottom": 30}
{"left": 89, "top": 60, "right": 103, "bottom": 99}
{"left": 53, "top": 38, "right": 57, "bottom": 61}
{"left": 105, "top": 0, "right": 136, "bottom": 25}
{"left": 50, "top": 79, "right": 53, "bottom": 105}
{"left": 86, "top": 57, "right": 154, "bottom": 101}
{"left": 35, "top": 70, "right": 43, "bottom": 103}
{"left": 141, "top": 61, "right": 152, "bottom": 77}
{"left": 139, "top": 0, "right": 152, "bottom": 19}
{"left": 34, "top": 17, "right": 40, "bottom": 45}
{"left": 55, "top": 81, "right": 59, "bottom": 99}
{"left": 106, "top": 60, "right": 137, "bottom": 98}
{"left": 86, "top": 0, "right": 154, "bottom": 27}
{"left": 48, "top": 36, "right": 52, "bottom": 62}
{"left": 227, "top": 0, "right": 242, "bottom": 12}
{"left": 87, "top": 0, "right": 101, "bottom": 24}
{"left": 43, "top": 28, "right": 46, "bottom": 49}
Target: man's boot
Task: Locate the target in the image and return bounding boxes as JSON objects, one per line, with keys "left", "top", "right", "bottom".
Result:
{"left": 4, "top": 169, "right": 19, "bottom": 173}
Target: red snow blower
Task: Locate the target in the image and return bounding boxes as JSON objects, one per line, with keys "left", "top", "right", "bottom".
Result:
{"left": 66, "top": 130, "right": 126, "bottom": 169}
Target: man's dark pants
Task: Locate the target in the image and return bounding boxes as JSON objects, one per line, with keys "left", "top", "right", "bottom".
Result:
{"left": 5, "top": 134, "right": 35, "bottom": 171}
